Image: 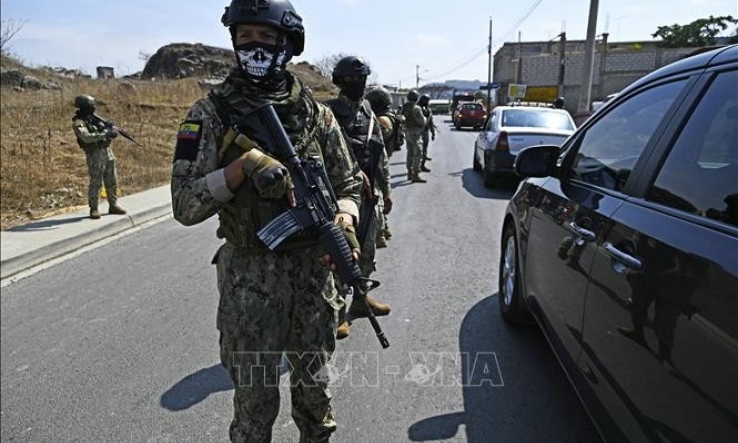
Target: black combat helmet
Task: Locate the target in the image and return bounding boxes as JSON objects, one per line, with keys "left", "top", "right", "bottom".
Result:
{"left": 553, "top": 96, "right": 565, "bottom": 109}
{"left": 418, "top": 94, "right": 430, "bottom": 107}
{"left": 406, "top": 90, "right": 419, "bottom": 102}
{"left": 331, "top": 56, "right": 371, "bottom": 86}
{"left": 365, "top": 87, "right": 392, "bottom": 114}
{"left": 221, "top": 0, "right": 305, "bottom": 55}
{"left": 74, "top": 95, "right": 96, "bottom": 113}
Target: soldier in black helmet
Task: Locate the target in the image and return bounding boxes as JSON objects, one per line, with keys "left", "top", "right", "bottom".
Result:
{"left": 71, "top": 94, "right": 127, "bottom": 219}
{"left": 170, "top": 1, "right": 363, "bottom": 441}
{"left": 325, "top": 56, "right": 392, "bottom": 339}
{"left": 553, "top": 96, "right": 566, "bottom": 109}
{"left": 401, "top": 90, "right": 427, "bottom": 182}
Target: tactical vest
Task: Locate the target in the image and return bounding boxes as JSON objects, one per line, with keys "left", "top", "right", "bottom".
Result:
{"left": 210, "top": 85, "right": 326, "bottom": 252}
{"left": 325, "top": 98, "right": 384, "bottom": 184}
{"left": 73, "top": 114, "right": 111, "bottom": 150}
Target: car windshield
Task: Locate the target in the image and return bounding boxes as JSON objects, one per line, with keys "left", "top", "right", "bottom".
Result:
{"left": 501, "top": 109, "right": 574, "bottom": 130}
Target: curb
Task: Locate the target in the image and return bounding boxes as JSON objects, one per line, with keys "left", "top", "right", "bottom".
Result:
{"left": 0, "top": 204, "right": 172, "bottom": 280}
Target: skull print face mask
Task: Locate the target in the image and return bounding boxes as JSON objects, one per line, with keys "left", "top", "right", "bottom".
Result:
{"left": 233, "top": 41, "right": 292, "bottom": 85}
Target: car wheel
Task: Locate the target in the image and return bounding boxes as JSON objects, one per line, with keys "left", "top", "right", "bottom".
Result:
{"left": 473, "top": 148, "right": 482, "bottom": 172}
{"left": 499, "top": 224, "right": 529, "bottom": 323}
{"left": 483, "top": 156, "right": 496, "bottom": 188}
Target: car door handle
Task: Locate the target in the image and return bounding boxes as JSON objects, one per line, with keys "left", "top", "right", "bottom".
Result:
{"left": 568, "top": 222, "right": 596, "bottom": 242}
{"left": 603, "top": 242, "right": 643, "bottom": 271}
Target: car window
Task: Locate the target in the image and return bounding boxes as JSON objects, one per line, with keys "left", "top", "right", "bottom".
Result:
{"left": 646, "top": 70, "right": 738, "bottom": 227}
{"left": 501, "top": 109, "right": 574, "bottom": 130}
{"left": 568, "top": 79, "right": 688, "bottom": 192}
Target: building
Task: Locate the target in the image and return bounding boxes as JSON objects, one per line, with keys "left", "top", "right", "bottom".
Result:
{"left": 493, "top": 36, "right": 700, "bottom": 112}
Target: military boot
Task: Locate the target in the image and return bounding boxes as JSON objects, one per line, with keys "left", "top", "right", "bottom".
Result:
{"left": 411, "top": 173, "right": 427, "bottom": 183}
{"left": 383, "top": 227, "right": 393, "bottom": 239}
{"left": 90, "top": 208, "right": 101, "bottom": 219}
{"left": 108, "top": 205, "right": 127, "bottom": 215}
{"left": 348, "top": 296, "right": 391, "bottom": 317}
{"left": 376, "top": 234, "right": 388, "bottom": 249}
{"left": 421, "top": 165, "right": 431, "bottom": 172}
{"left": 336, "top": 307, "right": 350, "bottom": 339}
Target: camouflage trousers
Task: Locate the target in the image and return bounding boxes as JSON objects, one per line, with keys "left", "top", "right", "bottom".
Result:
{"left": 358, "top": 194, "right": 379, "bottom": 277}
{"left": 405, "top": 130, "right": 424, "bottom": 175}
{"left": 85, "top": 147, "right": 118, "bottom": 209}
{"left": 421, "top": 130, "right": 431, "bottom": 162}
{"left": 215, "top": 243, "right": 341, "bottom": 443}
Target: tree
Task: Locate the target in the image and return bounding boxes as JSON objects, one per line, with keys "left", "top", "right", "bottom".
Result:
{"left": 0, "top": 19, "right": 26, "bottom": 54}
{"left": 652, "top": 15, "right": 738, "bottom": 48}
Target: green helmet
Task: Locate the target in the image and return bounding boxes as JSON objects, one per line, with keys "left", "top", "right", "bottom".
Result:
{"left": 406, "top": 90, "right": 419, "bottom": 102}
{"left": 74, "top": 95, "right": 96, "bottom": 112}
{"left": 365, "top": 87, "right": 392, "bottom": 114}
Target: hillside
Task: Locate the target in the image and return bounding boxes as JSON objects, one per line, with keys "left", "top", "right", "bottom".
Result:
{"left": 0, "top": 52, "right": 337, "bottom": 230}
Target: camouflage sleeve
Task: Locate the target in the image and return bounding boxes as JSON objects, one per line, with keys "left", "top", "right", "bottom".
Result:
{"left": 72, "top": 119, "right": 107, "bottom": 144}
{"left": 377, "top": 115, "right": 393, "bottom": 144}
{"left": 412, "top": 106, "right": 427, "bottom": 128}
{"left": 317, "top": 103, "right": 362, "bottom": 221}
{"left": 170, "top": 98, "right": 226, "bottom": 226}
{"left": 372, "top": 114, "right": 391, "bottom": 197}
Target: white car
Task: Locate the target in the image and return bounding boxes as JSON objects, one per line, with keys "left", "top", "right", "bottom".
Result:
{"left": 473, "top": 106, "right": 576, "bottom": 187}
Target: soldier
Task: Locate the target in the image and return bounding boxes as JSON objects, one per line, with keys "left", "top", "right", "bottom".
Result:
{"left": 71, "top": 94, "right": 127, "bottom": 219}
{"left": 365, "top": 86, "right": 402, "bottom": 243}
{"left": 325, "top": 56, "right": 392, "bottom": 339}
{"left": 170, "top": 1, "right": 364, "bottom": 442}
{"left": 417, "top": 94, "right": 435, "bottom": 173}
{"left": 401, "top": 90, "right": 427, "bottom": 183}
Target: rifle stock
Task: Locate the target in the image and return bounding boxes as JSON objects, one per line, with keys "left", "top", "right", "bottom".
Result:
{"left": 241, "top": 104, "right": 389, "bottom": 348}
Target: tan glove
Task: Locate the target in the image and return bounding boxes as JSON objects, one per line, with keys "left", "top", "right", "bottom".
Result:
{"left": 241, "top": 149, "right": 294, "bottom": 199}
{"left": 336, "top": 216, "right": 361, "bottom": 258}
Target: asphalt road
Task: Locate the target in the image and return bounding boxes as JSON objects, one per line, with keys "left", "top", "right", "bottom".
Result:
{"left": 1, "top": 118, "right": 600, "bottom": 443}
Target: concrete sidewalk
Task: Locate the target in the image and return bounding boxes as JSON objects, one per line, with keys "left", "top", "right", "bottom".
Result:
{"left": 0, "top": 185, "right": 172, "bottom": 280}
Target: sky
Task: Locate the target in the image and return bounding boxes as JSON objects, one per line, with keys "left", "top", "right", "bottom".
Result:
{"left": 1, "top": 0, "right": 736, "bottom": 87}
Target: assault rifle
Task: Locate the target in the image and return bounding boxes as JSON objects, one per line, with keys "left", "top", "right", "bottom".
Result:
{"left": 238, "top": 103, "right": 390, "bottom": 349}
{"left": 90, "top": 114, "right": 144, "bottom": 147}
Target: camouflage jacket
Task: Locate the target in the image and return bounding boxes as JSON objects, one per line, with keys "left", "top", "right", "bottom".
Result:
{"left": 72, "top": 112, "right": 114, "bottom": 154}
{"left": 171, "top": 69, "right": 363, "bottom": 251}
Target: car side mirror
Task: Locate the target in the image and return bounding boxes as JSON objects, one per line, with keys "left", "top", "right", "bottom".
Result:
{"left": 514, "top": 145, "right": 560, "bottom": 178}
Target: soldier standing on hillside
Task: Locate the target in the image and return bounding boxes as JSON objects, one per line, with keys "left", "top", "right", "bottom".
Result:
{"left": 325, "top": 56, "right": 392, "bottom": 339}
{"left": 401, "top": 90, "right": 427, "bottom": 183}
{"left": 417, "top": 94, "right": 435, "bottom": 173}
{"left": 170, "top": 1, "right": 364, "bottom": 442}
{"left": 71, "top": 94, "right": 127, "bottom": 219}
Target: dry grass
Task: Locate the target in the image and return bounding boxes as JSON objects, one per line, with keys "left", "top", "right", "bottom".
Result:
{"left": 0, "top": 58, "right": 337, "bottom": 230}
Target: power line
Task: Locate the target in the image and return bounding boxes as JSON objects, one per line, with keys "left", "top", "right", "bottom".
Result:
{"left": 419, "top": 0, "right": 545, "bottom": 83}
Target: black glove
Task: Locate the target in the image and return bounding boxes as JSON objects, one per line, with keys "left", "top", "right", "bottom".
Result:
{"left": 106, "top": 129, "right": 119, "bottom": 139}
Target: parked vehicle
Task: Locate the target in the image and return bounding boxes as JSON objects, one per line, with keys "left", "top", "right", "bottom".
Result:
{"left": 499, "top": 44, "right": 738, "bottom": 443}
{"left": 449, "top": 90, "right": 476, "bottom": 115}
{"left": 473, "top": 106, "right": 575, "bottom": 187}
{"left": 454, "top": 102, "right": 487, "bottom": 130}
{"left": 428, "top": 99, "right": 450, "bottom": 114}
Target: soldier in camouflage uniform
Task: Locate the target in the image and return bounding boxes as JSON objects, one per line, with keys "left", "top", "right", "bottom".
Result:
{"left": 72, "top": 94, "right": 127, "bottom": 219}
{"left": 401, "top": 90, "right": 427, "bottom": 183}
{"left": 365, "top": 87, "right": 400, "bottom": 243}
{"left": 325, "top": 56, "right": 392, "bottom": 339}
{"left": 170, "top": 1, "right": 363, "bottom": 442}
{"left": 417, "top": 94, "right": 435, "bottom": 173}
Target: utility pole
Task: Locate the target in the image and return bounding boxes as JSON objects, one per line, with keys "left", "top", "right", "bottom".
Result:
{"left": 516, "top": 31, "right": 523, "bottom": 83}
{"left": 557, "top": 32, "right": 566, "bottom": 98}
{"left": 416, "top": 65, "right": 420, "bottom": 89}
{"left": 487, "top": 16, "right": 493, "bottom": 111}
{"left": 577, "top": 0, "right": 600, "bottom": 113}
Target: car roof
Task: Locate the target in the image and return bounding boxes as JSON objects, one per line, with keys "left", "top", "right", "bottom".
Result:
{"left": 494, "top": 106, "right": 569, "bottom": 113}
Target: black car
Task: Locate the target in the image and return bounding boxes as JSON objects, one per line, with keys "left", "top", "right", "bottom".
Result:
{"left": 499, "top": 44, "right": 738, "bottom": 442}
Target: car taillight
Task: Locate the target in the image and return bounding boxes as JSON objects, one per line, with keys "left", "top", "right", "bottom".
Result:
{"left": 496, "top": 131, "right": 509, "bottom": 151}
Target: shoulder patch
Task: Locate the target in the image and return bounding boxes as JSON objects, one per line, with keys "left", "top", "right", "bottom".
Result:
{"left": 174, "top": 120, "right": 202, "bottom": 162}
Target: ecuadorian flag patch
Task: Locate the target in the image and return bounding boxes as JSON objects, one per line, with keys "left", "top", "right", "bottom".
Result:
{"left": 178, "top": 122, "right": 201, "bottom": 140}
{"left": 174, "top": 120, "right": 202, "bottom": 162}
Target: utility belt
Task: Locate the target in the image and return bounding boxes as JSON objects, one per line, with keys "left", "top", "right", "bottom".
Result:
{"left": 216, "top": 203, "right": 320, "bottom": 253}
